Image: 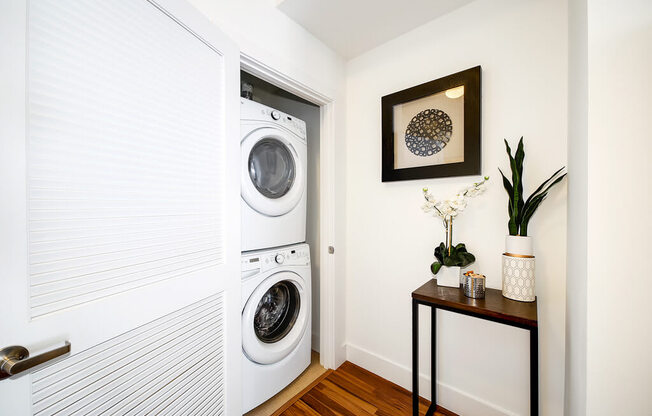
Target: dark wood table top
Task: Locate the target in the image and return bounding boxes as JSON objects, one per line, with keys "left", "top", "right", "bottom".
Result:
{"left": 412, "top": 279, "right": 538, "bottom": 328}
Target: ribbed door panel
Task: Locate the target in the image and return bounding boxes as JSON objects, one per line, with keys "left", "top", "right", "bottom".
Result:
{"left": 31, "top": 293, "right": 225, "bottom": 415}
{"left": 27, "top": 0, "right": 226, "bottom": 318}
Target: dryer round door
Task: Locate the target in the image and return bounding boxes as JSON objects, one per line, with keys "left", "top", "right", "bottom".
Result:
{"left": 242, "top": 271, "right": 309, "bottom": 365}
{"left": 241, "top": 127, "right": 305, "bottom": 217}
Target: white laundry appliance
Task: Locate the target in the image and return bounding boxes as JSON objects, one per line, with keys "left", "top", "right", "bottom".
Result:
{"left": 241, "top": 99, "right": 307, "bottom": 252}
{"left": 241, "top": 243, "right": 311, "bottom": 413}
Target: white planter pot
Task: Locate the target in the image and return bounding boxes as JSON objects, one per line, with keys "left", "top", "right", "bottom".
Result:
{"left": 503, "top": 235, "right": 536, "bottom": 302}
{"left": 505, "top": 235, "right": 533, "bottom": 256}
{"left": 437, "top": 266, "right": 461, "bottom": 288}
{"left": 502, "top": 254, "right": 536, "bottom": 302}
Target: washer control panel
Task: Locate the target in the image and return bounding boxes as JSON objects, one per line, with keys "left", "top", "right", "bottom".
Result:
{"left": 241, "top": 244, "right": 310, "bottom": 275}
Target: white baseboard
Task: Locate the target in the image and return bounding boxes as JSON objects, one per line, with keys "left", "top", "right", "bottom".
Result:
{"left": 345, "top": 343, "right": 518, "bottom": 416}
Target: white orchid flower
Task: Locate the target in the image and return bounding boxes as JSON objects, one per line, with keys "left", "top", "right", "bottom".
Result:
{"left": 450, "top": 200, "right": 465, "bottom": 211}
{"left": 420, "top": 177, "right": 490, "bottom": 227}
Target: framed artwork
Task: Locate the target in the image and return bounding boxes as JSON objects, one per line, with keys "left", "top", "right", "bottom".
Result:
{"left": 381, "top": 66, "right": 481, "bottom": 182}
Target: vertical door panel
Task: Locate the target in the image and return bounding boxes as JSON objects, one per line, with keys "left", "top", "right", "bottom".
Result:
{"left": 28, "top": 0, "right": 225, "bottom": 318}
{"left": 31, "top": 294, "right": 225, "bottom": 415}
{"left": 0, "top": 0, "right": 240, "bottom": 414}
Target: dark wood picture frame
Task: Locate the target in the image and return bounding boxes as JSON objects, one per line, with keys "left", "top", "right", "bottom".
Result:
{"left": 381, "top": 66, "right": 481, "bottom": 182}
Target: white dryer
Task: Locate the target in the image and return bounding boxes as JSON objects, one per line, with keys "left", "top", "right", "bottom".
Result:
{"left": 241, "top": 99, "right": 307, "bottom": 252}
{"left": 241, "top": 243, "right": 311, "bottom": 413}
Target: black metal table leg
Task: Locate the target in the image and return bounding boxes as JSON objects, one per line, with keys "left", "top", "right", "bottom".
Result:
{"left": 426, "top": 306, "right": 437, "bottom": 416}
{"left": 530, "top": 327, "right": 539, "bottom": 416}
{"left": 412, "top": 299, "right": 419, "bottom": 416}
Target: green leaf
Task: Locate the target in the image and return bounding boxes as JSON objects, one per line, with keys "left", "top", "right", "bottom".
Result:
{"left": 434, "top": 242, "right": 446, "bottom": 263}
{"left": 498, "top": 168, "right": 515, "bottom": 233}
{"left": 498, "top": 167, "right": 514, "bottom": 202}
{"left": 504, "top": 138, "right": 513, "bottom": 157}
{"left": 454, "top": 243, "right": 467, "bottom": 252}
{"left": 431, "top": 261, "right": 442, "bottom": 275}
{"left": 458, "top": 252, "right": 476, "bottom": 267}
{"left": 504, "top": 139, "right": 523, "bottom": 235}
{"left": 520, "top": 193, "right": 546, "bottom": 236}
{"left": 443, "top": 256, "right": 457, "bottom": 267}
{"left": 514, "top": 137, "right": 525, "bottom": 227}
{"left": 543, "top": 172, "right": 567, "bottom": 193}
{"left": 525, "top": 167, "right": 566, "bottom": 206}
{"left": 515, "top": 137, "right": 525, "bottom": 184}
{"left": 520, "top": 171, "right": 566, "bottom": 235}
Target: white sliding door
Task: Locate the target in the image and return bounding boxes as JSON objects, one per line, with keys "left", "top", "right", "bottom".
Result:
{"left": 0, "top": 0, "right": 240, "bottom": 414}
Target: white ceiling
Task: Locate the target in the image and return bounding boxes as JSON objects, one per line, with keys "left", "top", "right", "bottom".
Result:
{"left": 277, "top": 0, "right": 477, "bottom": 59}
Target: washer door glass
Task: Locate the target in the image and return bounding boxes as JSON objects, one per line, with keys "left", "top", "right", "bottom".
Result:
{"left": 248, "top": 138, "right": 296, "bottom": 199}
{"left": 254, "top": 280, "right": 300, "bottom": 343}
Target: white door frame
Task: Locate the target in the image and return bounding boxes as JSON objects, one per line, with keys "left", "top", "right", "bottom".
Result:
{"left": 240, "top": 53, "right": 338, "bottom": 370}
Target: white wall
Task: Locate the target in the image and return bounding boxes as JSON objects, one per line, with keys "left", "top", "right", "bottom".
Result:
{"left": 188, "top": 0, "right": 349, "bottom": 366}
{"left": 344, "top": 1, "right": 568, "bottom": 415}
{"left": 565, "top": 0, "right": 588, "bottom": 414}
{"left": 187, "top": 0, "right": 343, "bottom": 100}
{"left": 584, "top": 0, "right": 652, "bottom": 414}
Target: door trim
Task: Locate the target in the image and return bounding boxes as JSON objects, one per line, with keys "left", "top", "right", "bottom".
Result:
{"left": 240, "top": 53, "right": 339, "bottom": 370}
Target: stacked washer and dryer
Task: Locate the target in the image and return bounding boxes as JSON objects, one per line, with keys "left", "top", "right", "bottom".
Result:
{"left": 240, "top": 98, "right": 312, "bottom": 413}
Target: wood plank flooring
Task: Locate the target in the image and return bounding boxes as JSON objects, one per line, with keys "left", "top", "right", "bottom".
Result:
{"left": 276, "top": 361, "right": 457, "bottom": 416}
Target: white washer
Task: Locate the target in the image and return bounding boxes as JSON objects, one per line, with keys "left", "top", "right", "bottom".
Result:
{"left": 241, "top": 243, "right": 311, "bottom": 413}
{"left": 241, "top": 99, "right": 307, "bottom": 252}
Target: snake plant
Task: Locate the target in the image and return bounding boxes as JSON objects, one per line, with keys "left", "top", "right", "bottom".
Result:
{"left": 498, "top": 137, "right": 567, "bottom": 236}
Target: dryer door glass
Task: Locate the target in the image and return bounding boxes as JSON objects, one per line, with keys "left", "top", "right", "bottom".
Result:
{"left": 248, "top": 138, "right": 296, "bottom": 199}
{"left": 254, "top": 280, "right": 300, "bottom": 343}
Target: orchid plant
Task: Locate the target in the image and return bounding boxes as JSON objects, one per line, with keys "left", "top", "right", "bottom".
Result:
{"left": 422, "top": 177, "right": 489, "bottom": 274}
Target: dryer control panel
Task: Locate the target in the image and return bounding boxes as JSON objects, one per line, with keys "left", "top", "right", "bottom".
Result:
{"left": 240, "top": 99, "right": 307, "bottom": 140}
{"left": 241, "top": 244, "right": 310, "bottom": 275}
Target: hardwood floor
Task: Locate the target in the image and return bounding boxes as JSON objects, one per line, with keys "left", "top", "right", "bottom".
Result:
{"left": 275, "top": 361, "right": 457, "bottom": 416}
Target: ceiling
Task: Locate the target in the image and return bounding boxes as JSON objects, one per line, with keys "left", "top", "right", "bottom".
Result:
{"left": 277, "top": 0, "right": 476, "bottom": 59}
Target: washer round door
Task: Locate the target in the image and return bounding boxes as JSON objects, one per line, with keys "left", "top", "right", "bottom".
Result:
{"left": 241, "top": 127, "right": 305, "bottom": 217}
{"left": 242, "top": 271, "right": 309, "bottom": 365}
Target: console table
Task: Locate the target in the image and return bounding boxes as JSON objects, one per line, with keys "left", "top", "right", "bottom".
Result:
{"left": 411, "top": 279, "right": 538, "bottom": 416}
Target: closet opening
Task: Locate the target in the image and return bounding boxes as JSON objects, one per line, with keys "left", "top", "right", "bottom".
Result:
{"left": 240, "top": 70, "right": 325, "bottom": 416}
